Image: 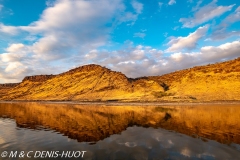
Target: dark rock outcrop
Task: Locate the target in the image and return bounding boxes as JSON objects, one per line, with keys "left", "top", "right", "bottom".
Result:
{"left": 0, "top": 83, "right": 19, "bottom": 88}
{"left": 22, "top": 75, "right": 56, "bottom": 82}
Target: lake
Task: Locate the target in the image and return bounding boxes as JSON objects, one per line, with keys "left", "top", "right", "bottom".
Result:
{"left": 0, "top": 102, "right": 240, "bottom": 159}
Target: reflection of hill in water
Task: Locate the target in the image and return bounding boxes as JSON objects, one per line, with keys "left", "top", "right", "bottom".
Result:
{"left": 0, "top": 103, "right": 240, "bottom": 144}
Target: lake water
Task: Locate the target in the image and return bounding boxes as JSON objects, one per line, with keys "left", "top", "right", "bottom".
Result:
{"left": 0, "top": 102, "right": 240, "bottom": 160}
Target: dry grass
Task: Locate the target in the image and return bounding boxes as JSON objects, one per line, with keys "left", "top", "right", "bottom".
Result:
{"left": 1, "top": 57, "right": 240, "bottom": 101}
{"left": 150, "top": 57, "right": 240, "bottom": 101}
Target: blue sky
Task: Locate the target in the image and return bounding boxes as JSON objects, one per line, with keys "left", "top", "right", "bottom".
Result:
{"left": 0, "top": 0, "right": 239, "bottom": 83}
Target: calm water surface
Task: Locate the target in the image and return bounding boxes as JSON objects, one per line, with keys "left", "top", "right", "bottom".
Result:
{"left": 0, "top": 102, "right": 240, "bottom": 160}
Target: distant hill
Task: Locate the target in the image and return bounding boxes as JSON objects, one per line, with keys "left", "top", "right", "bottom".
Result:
{"left": 1, "top": 57, "right": 240, "bottom": 102}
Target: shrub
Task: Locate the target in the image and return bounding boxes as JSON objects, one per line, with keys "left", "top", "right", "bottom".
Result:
{"left": 189, "top": 96, "right": 197, "bottom": 100}
{"left": 153, "top": 91, "right": 174, "bottom": 98}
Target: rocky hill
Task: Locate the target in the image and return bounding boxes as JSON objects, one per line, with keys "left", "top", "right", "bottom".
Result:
{"left": 22, "top": 75, "right": 55, "bottom": 82}
{"left": 0, "top": 64, "right": 163, "bottom": 101}
{"left": 0, "top": 83, "right": 19, "bottom": 98}
{"left": 149, "top": 57, "right": 240, "bottom": 101}
{"left": 0, "top": 57, "right": 239, "bottom": 102}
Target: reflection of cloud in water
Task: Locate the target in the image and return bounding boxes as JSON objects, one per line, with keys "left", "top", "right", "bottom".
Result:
{"left": 0, "top": 119, "right": 5, "bottom": 144}
{"left": 93, "top": 126, "right": 240, "bottom": 160}
{"left": 0, "top": 118, "right": 15, "bottom": 146}
{"left": 1, "top": 103, "right": 240, "bottom": 160}
{"left": 0, "top": 137, "right": 5, "bottom": 144}
{"left": 168, "top": 140, "right": 173, "bottom": 145}
{"left": 181, "top": 147, "right": 191, "bottom": 157}
{"left": 125, "top": 142, "right": 137, "bottom": 147}
{"left": 1, "top": 121, "right": 240, "bottom": 160}
{"left": 115, "top": 139, "right": 125, "bottom": 145}
{"left": 197, "top": 153, "right": 215, "bottom": 159}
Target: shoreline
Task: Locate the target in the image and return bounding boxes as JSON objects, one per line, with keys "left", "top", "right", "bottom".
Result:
{"left": 0, "top": 100, "right": 240, "bottom": 106}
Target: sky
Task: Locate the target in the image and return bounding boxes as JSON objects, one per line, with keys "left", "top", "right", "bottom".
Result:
{"left": 0, "top": 0, "right": 239, "bottom": 83}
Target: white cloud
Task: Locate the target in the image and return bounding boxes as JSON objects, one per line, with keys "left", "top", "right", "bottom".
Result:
{"left": 211, "top": 6, "right": 240, "bottom": 40}
{"left": 0, "top": 23, "right": 19, "bottom": 35}
{"left": 117, "top": 12, "right": 138, "bottom": 24}
{"left": 0, "top": 0, "right": 134, "bottom": 58}
{"left": 0, "top": 44, "right": 33, "bottom": 82}
{"left": 200, "top": 41, "right": 240, "bottom": 60}
{"left": 0, "top": 4, "right": 3, "bottom": 11}
{"left": 191, "top": 0, "right": 203, "bottom": 12}
{"left": 180, "top": 1, "right": 235, "bottom": 28}
{"left": 84, "top": 50, "right": 98, "bottom": 59}
{"left": 46, "top": 0, "right": 55, "bottom": 7}
{"left": 173, "top": 26, "right": 179, "bottom": 30}
{"left": 158, "top": 2, "right": 163, "bottom": 8}
{"left": 134, "top": 32, "right": 146, "bottom": 38}
{"left": 0, "top": 0, "right": 146, "bottom": 82}
{"left": 223, "top": 6, "right": 240, "bottom": 23}
{"left": 1, "top": 40, "right": 239, "bottom": 81}
{"left": 168, "top": 0, "right": 176, "bottom": 5}
{"left": 166, "top": 41, "right": 240, "bottom": 71}
{"left": 5, "top": 62, "right": 24, "bottom": 72}
{"left": 0, "top": 0, "right": 239, "bottom": 83}
{"left": 0, "top": 45, "right": 64, "bottom": 82}
{"left": 181, "top": 148, "right": 191, "bottom": 157}
{"left": 211, "top": 29, "right": 240, "bottom": 41}
{"left": 166, "top": 25, "right": 209, "bottom": 52}
{"left": 131, "top": 1, "right": 143, "bottom": 14}
{"left": 81, "top": 40, "right": 239, "bottom": 78}
{"left": 81, "top": 44, "right": 163, "bottom": 78}
{"left": 116, "top": 1, "right": 143, "bottom": 25}
{"left": 6, "top": 43, "right": 25, "bottom": 53}
{"left": 170, "top": 52, "right": 183, "bottom": 61}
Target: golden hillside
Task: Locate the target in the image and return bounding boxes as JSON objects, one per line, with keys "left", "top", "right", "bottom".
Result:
{"left": 149, "top": 57, "right": 240, "bottom": 101}
{"left": 0, "top": 57, "right": 239, "bottom": 102}
{"left": 0, "top": 83, "right": 19, "bottom": 98}
{"left": 0, "top": 64, "right": 163, "bottom": 101}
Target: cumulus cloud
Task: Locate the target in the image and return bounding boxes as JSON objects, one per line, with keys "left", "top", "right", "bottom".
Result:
{"left": 0, "top": 23, "right": 19, "bottom": 35}
{"left": 200, "top": 41, "right": 240, "bottom": 61}
{"left": 166, "top": 25, "right": 209, "bottom": 52}
{"left": 0, "top": 0, "right": 143, "bottom": 56}
{"left": 24, "top": 0, "right": 124, "bottom": 59}
{"left": 80, "top": 40, "right": 240, "bottom": 78}
{"left": 0, "top": 43, "right": 66, "bottom": 82}
{"left": 180, "top": 1, "right": 235, "bottom": 28}
{"left": 5, "top": 43, "right": 25, "bottom": 53}
{"left": 81, "top": 44, "right": 163, "bottom": 77}
{"left": 131, "top": 1, "right": 143, "bottom": 14}
{"left": 1, "top": 40, "right": 239, "bottom": 81}
{"left": 166, "top": 41, "right": 240, "bottom": 71}
{"left": 168, "top": 0, "right": 176, "bottom": 5}
{"left": 0, "top": 43, "right": 32, "bottom": 82}
{"left": 0, "top": 0, "right": 144, "bottom": 82}
{"left": 0, "top": 0, "right": 239, "bottom": 82}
